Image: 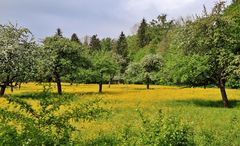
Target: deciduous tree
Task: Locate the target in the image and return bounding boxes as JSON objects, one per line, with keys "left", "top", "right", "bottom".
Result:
{"left": 41, "top": 29, "right": 87, "bottom": 95}
{"left": 0, "top": 23, "right": 37, "bottom": 96}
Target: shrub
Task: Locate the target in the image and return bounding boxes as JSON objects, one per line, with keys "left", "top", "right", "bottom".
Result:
{"left": 0, "top": 94, "right": 109, "bottom": 145}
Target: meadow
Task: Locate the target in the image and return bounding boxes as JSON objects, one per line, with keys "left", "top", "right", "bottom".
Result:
{"left": 0, "top": 83, "right": 240, "bottom": 145}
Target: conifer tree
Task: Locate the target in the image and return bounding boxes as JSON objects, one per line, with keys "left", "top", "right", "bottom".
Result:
{"left": 56, "top": 28, "right": 63, "bottom": 37}
{"left": 89, "top": 34, "right": 101, "bottom": 52}
{"left": 116, "top": 32, "right": 128, "bottom": 58}
{"left": 137, "top": 18, "right": 150, "bottom": 48}
{"left": 115, "top": 32, "right": 129, "bottom": 73}
{"left": 71, "top": 33, "right": 82, "bottom": 45}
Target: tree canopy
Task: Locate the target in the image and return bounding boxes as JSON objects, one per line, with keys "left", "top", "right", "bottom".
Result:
{"left": 0, "top": 23, "right": 37, "bottom": 96}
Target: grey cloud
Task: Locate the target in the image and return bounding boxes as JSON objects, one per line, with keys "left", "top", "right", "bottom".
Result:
{"left": 0, "top": 0, "right": 232, "bottom": 40}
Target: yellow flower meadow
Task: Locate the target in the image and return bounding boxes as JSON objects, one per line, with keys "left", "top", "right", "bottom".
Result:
{"left": 1, "top": 83, "right": 240, "bottom": 142}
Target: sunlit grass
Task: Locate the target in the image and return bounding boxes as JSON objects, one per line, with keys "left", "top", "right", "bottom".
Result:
{"left": 1, "top": 83, "right": 240, "bottom": 144}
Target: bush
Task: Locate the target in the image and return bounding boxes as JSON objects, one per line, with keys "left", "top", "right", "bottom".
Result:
{"left": 136, "top": 109, "right": 195, "bottom": 146}
{"left": 0, "top": 94, "right": 109, "bottom": 145}
{"left": 226, "top": 76, "right": 240, "bottom": 89}
{"left": 91, "top": 109, "right": 195, "bottom": 145}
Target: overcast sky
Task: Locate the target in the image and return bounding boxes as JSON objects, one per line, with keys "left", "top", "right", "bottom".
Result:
{"left": 0, "top": 0, "right": 231, "bottom": 40}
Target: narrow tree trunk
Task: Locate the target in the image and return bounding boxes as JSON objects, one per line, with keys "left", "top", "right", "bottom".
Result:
{"left": 99, "top": 83, "right": 103, "bottom": 93}
{"left": 10, "top": 82, "right": 14, "bottom": 92}
{"left": 146, "top": 76, "right": 150, "bottom": 89}
{"left": 0, "top": 85, "right": 7, "bottom": 96}
{"left": 219, "top": 79, "right": 229, "bottom": 108}
{"left": 18, "top": 82, "right": 22, "bottom": 90}
{"left": 55, "top": 73, "right": 62, "bottom": 95}
{"left": 108, "top": 81, "right": 111, "bottom": 88}
{"left": 147, "top": 83, "right": 150, "bottom": 89}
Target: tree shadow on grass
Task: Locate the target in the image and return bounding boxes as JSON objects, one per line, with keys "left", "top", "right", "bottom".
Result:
{"left": 133, "top": 88, "right": 156, "bottom": 91}
{"left": 170, "top": 99, "right": 240, "bottom": 108}
{"left": 10, "top": 91, "right": 110, "bottom": 100}
{"left": 9, "top": 92, "right": 78, "bottom": 100}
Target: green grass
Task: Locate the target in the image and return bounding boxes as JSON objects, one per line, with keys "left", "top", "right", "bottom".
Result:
{"left": 0, "top": 84, "right": 240, "bottom": 145}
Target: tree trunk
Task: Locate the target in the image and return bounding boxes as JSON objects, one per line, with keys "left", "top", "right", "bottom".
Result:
{"left": 55, "top": 73, "right": 62, "bottom": 95}
{"left": 219, "top": 79, "right": 229, "bottom": 108}
{"left": 147, "top": 83, "right": 150, "bottom": 89}
{"left": 0, "top": 85, "right": 7, "bottom": 96}
{"left": 108, "top": 80, "right": 111, "bottom": 88}
{"left": 99, "top": 83, "right": 103, "bottom": 93}
{"left": 10, "top": 82, "right": 14, "bottom": 92}
{"left": 146, "top": 76, "right": 150, "bottom": 89}
{"left": 18, "top": 82, "right": 22, "bottom": 90}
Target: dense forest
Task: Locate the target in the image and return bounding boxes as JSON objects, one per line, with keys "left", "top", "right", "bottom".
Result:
{"left": 1, "top": 1, "right": 239, "bottom": 107}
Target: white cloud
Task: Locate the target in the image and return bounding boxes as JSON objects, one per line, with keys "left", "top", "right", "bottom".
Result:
{"left": 125, "top": 0, "right": 196, "bottom": 13}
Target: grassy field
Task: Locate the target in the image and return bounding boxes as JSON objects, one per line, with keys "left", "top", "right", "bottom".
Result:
{"left": 1, "top": 83, "right": 240, "bottom": 145}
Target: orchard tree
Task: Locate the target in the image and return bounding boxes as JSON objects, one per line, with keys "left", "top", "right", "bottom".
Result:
{"left": 126, "top": 54, "right": 162, "bottom": 89}
{"left": 0, "top": 23, "right": 37, "bottom": 96}
{"left": 41, "top": 29, "right": 87, "bottom": 95}
{"left": 141, "top": 54, "right": 162, "bottom": 89}
{"left": 168, "top": 2, "right": 240, "bottom": 107}
{"left": 85, "top": 51, "right": 119, "bottom": 92}
{"left": 125, "top": 63, "right": 144, "bottom": 84}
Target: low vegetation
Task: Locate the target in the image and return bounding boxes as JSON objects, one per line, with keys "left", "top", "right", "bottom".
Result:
{"left": 0, "top": 83, "right": 240, "bottom": 145}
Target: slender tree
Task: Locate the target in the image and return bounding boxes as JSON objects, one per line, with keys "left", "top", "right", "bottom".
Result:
{"left": 137, "top": 18, "right": 150, "bottom": 48}
{"left": 71, "top": 33, "right": 82, "bottom": 45}
{"left": 115, "top": 32, "right": 129, "bottom": 74}
{"left": 89, "top": 34, "right": 101, "bottom": 52}
{"left": 56, "top": 28, "right": 63, "bottom": 37}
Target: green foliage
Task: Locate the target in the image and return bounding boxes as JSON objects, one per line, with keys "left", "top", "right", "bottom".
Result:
{"left": 89, "top": 34, "right": 101, "bottom": 52}
{"left": 91, "top": 51, "right": 119, "bottom": 82}
{"left": 161, "top": 1, "right": 240, "bottom": 107}
{"left": 41, "top": 34, "right": 84, "bottom": 78}
{"left": 87, "top": 109, "right": 194, "bottom": 146}
{"left": 115, "top": 32, "right": 128, "bottom": 58}
{"left": 125, "top": 63, "right": 144, "bottom": 83}
{"left": 148, "top": 14, "right": 173, "bottom": 45}
{"left": 125, "top": 54, "right": 162, "bottom": 86}
{"left": 115, "top": 32, "right": 129, "bottom": 74}
{"left": 162, "top": 47, "right": 211, "bottom": 86}
{"left": 71, "top": 33, "right": 82, "bottom": 45}
{"left": 0, "top": 23, "right": 37, "bottom": 95}
{"left": 127, "top": 35, "right": 139, "bottom": 60}
{"left": 0, "top": 94, "right": 109, "bottom": 145}
{"left": 39, "top": 30, "right": 90, "bottom": 94}
{"left": 78, "top": 51, "right": 119, "bottom": 91}
{"left": 101, "top": 37, "right": 113, "bottom": 51}
{"left": 137, "top": 19, "right": 150, "bottom": 48}
{"left": 137, "top": 109, "right": 194, "bottom": 146}
{"left": 226, "top": 75, "right": 240, "bottom": 88}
